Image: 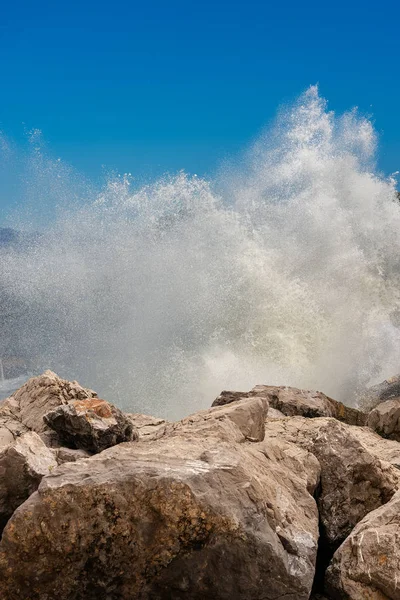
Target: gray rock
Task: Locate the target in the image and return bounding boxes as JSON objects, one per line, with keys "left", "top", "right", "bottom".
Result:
{"left": 0, "top": 433, "right": 320, "bottom": 600}
{"left": 44, "top": 398, "right": 139, "bottom": 453}
{"left": 0, "top": 431, "right": 57, "bottom": 532}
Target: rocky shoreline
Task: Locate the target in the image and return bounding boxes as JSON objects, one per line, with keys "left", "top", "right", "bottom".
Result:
{"left": 1, "top": 371, "right": 400, "bottom": 599}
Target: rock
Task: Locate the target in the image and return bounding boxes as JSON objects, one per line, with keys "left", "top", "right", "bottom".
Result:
{"left": 367, "top": 397, "right": 400, "bottom": 442}
{"left": 212, "top": 385, "right": 367, "bottom": 426}
{"left": 257, "top": 386, "right": 367, "bottom": 426}
{"left": 0, "top": 370, "right": 97, "bottom": 446}
{"left": 126, "top": 413, "right": 170, "bottom": 441}
{"left": 264, "top": 417, "right": 399, "bottom": 546}
{"left": 349, "top": 424, "right": 400, "bottom": 471}
{"left": 326, "top": 488, "right": 400, "bottom": 599}
{"left": 55, "top": 446, "right": 91, "bottom": 465}
{"left": 358, "top": 374, "right": 400, "bottom": 412}
{"left": 43, "top": 398, "right": 139, "bottom": 453}
{"left": 0, "top": 433, "right": 320, "bottom": 600}
{"left": 212, "top": 390, "right": 251, "bottom": 406}
{"left": 155, "top": 396, "right": 268, "bottom": 443}
{"left": 267, "top": 407, "right": 286, "bottom": 419}
{"left": 0, "top": 413, "right": 28, "bottom": 451}
{"left": 0, "top": 431, "right": 57, "bottom": 532}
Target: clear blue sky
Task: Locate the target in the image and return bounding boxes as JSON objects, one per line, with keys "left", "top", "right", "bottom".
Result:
{"left": 0, "top": 0, "right": 399, "bottom": 218}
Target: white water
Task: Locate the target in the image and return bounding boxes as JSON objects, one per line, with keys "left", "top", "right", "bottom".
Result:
{"left": 2, "top": 86, "right": 400, "bottom": 418}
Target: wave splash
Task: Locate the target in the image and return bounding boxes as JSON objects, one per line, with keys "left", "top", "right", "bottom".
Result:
{"left": 2, "top": 86, "right": 400, "bottom": 417}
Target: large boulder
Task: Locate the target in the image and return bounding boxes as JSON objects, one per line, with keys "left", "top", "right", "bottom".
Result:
{"left": 213, "top": 385, "right": 367, "bottom": 426}
{"left": 367, "top": 397, "right": 400, "bottom": 442}
{"left": 0, "top": 370, "right": 97, "bottom": 446}
{"left": 0, "top": 432, "right": 320, "bottom": 600}
{"left": 155, "top": 396, "right": 268, "bottom": 443}
{"left": 326, "top": 488, "right": 400, "bottom": 599}
{"left": 264, "top": 417, "right": 399, "bottom": 546}
{"left": 0, "top": 431, "right": 57, "bottom": 532}
{"left": 44, "top": 398, "right": 139, "bottom": 453}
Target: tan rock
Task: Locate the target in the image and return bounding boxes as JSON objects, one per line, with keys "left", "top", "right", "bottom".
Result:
{"left": 55, "top": 447, "right": 91, "bottom": 465}
{"left": 156, "top": 396, "right": 268, "bottom": 443}
{"left": 264, "top": 417, "right": 399, "bottom": 545}
{"left": 267, "top": 407, "right": 286, "bottom": 419}
{"left": 0, "top": 370, "right": 97, "bottom": 446}
{"left": 126, "top": 413, "right": 170, "bottom": 441}
{"left": 0, "top": 431, "right": 57, "bottom": 532}
{"left": 326, "top": 488, "right": 400, "bottom": 599}
{"left": 0, "top": 434, "right": 320, "bottom": 600}
{"left": 0, "top": 413, "right": 28, "bottom": 451}
{"left": 367, "top": 397, "right": 400, "bottom": 442}
{"left": 213, "top": 385, "right": 367, "bottom": 426}
{"left": 349, "top": 425, "right": 400, "bottom": 471}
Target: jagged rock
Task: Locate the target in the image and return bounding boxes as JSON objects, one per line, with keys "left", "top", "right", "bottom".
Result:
{"left": 326, "top": 488, "right": 400, "bottom": 599}
{"left": 155, "top": 396, "right": 268, "bottom": 443}
{"left": 0, "top": 433, "right": 320, "bottom": 600}
{"left": 126, "top": 413, "right": 170, "bottom": 441}
{"left": 367, "top": 397, "right": 400, "bottom": 442}
{"left": 43, "top": 398, "right": 139, "bottom": 453}
{"left": 0, "top": 431, "right": 57, "bottom": 532}
{"left": 212, "top": 385, "right": 367, "bottom": 426}
{"left": 358, "top": 374, "right": 400, "bottom": 411}
{"left": 0, "top": 370, "right": 97, "bottom": 446}
{"left": 264, "top": 417, "right": 399, "bottom": 546}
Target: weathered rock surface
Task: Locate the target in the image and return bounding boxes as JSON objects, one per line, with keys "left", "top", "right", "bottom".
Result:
{"left": 349, "top": 424, "right": 400, "bottom": 471}
{"left": 155, "top": 396, "right": 268, "bottom": 443}
{"left": 44, "top": 398, "right": 139, "bottom": 453}
{"left": 326, "top": 488, "right": 400, "bottom": 599}
{"left": 264, "top": 417, "right": 399, "bottom": 546}
{"left": 367, "top": 397, "right": 400, "bottom": 442}
{"left": 0, "top": 370, "right": 97, "bottom": 446}
{"left": 0, "top": 431, "right": 57, "bottom": 532}
{"left": 0, "top": 413, "right": 28, "bottom": 450}
{"left": 358, "top": 374, "right": 400, "bottom": 411}
{"left": 0, "top": 433, "right": 320, "bottom": 600}
{"left": 267, "top": 406, "right": 286, "bottom": 419}
{"left": 126, "top": 413, "right": 170, "bottom": 441}
{"left": 3, "top": 371, "right": 400, "bottom": 599}
{"left": 54, "top": 446, "right": 92, "bottom": 465}
{"left": 213, "top": 385, "right": 367, "bottom": 426}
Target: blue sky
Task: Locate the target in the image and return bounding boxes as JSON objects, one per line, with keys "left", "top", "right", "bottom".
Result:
{"left": 0, "top": 0, "right": 399, "bottom": 219}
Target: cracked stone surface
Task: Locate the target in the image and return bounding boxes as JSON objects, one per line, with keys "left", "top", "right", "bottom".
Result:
{"left": 0, "top": 399, "right": 319, "bottom": 600}
{"left": 326, "top": 488, "right": 400, "bottom": 599}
